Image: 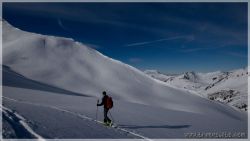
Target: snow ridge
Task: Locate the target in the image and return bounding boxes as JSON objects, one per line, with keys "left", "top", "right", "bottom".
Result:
{"left": 2, "top": 106, "right": 44, "bottom": 140}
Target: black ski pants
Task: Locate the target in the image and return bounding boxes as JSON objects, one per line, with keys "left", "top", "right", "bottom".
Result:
{"left": 104, "top": 108, "right": 111, "bottom": 123}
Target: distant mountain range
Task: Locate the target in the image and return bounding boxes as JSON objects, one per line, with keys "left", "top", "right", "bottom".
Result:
{"left": 145, "top": 68, "right": 248, "bottom": 112}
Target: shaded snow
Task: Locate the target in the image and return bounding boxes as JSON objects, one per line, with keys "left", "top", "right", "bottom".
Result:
{"left": 2, "top": 106, "right": 45, "bottom": 140}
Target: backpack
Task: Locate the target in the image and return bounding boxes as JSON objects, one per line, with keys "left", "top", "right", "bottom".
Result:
{"left": 106, "top": 96, "right": 113, "bottom": 109}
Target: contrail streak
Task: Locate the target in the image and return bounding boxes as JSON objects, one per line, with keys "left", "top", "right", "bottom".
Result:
{"left": 126, "top": 35, "right": 194, "bottom": 47}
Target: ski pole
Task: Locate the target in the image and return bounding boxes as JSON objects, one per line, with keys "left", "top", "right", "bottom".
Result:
{"left": 109, "top": 110, "right": 115, "bottom": 123}
{"left": 96, "top": 99, "right": 99, "bottom": 121}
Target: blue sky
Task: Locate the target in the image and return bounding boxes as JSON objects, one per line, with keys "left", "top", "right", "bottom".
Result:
{"left": 3, "top": 3, "right": 248, "bottom": 73}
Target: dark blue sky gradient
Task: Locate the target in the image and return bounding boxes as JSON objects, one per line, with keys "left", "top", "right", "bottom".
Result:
{"left": 3, "top": 3, "right": 248, "bottom": 73}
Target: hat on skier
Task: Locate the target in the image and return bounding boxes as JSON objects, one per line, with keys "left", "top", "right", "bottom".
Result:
{"left": 102, "top": 91, "right": 106, "bottom": 95}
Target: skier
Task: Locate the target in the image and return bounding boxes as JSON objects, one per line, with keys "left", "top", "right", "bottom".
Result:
{"left": 97, "top": 91, "right": 113, "bottom": 126}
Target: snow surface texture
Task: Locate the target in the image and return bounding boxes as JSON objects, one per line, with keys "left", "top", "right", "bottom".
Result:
{"left": 3, "top": 86, "right": 247, "bottom": 139}
{"left": 2, "top": 19, "right": 248, "bottom": 139}
{"left": 145, "top": 68, "right": 248, "bottom": 112}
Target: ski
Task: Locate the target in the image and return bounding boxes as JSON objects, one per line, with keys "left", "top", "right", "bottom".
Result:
{"left": 96, "top": 120, "right": 118, "bottom": 128}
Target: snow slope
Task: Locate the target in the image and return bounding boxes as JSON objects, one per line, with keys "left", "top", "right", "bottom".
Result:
{"left": 2, "top": 19, "right": 233, "bottom": 114}
{"left": 3, "top": 85, "right": 247, "bottom": 139}
{"left": 2, "top": 19, "right": 248, "bottom": 138}
{"left": 145, "top": 68, "right": 248, "bottom": 112}
{"left": 3, "top": 19, "right": 198, "bottom": 112}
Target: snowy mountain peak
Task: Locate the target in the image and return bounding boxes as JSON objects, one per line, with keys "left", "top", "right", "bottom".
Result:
{"left": 4, "top": 19, "right": 212, "bottom": 114}
{"left": 182, "top": 71, "right": 198, "bottom": 82}
{"left": 144, "top": 68, "right": 248, "bottom": 112}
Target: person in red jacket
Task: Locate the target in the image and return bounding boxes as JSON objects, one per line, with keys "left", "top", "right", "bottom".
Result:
{"left": 97, "top": 91, "right": 112, "bottom": 124}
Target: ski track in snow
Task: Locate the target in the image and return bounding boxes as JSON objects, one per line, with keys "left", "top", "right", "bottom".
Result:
{"left": 3, "top": 96, "right": 153, "bottom": 141}
{"left": 2, "top": 106, "right": 45, "bottom": 140}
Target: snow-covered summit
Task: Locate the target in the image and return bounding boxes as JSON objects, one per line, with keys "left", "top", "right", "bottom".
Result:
{"left": 144, "top": 68, "right": 248, "bottom": 111}
{"left": 3, "top": 20, "right": 217, "bottom": 114}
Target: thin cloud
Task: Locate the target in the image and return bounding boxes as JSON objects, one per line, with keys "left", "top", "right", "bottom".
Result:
{"left": 125, "top": 35, "right": 194, "bottom": 47}
{"left": 162, "top": 15, "right": 247, "bottom": 47}
{"left": 179, "top": 40, "right": 245, "bottom": 53}
{"left": 179, "top": 47, "right": 209, "bottom": 53}
{"left": 227, "top": 52, "right": 247, "bottom": 58}
{"left": 179, "top": 45, "right": 226, "bottom": 53}
{"left": 57, "top": 18, "right": 71, "bottom": 32}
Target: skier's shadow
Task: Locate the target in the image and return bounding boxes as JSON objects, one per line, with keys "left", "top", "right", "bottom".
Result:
{"left": 118, "top": 124, "right": 191, "bottom": 129}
